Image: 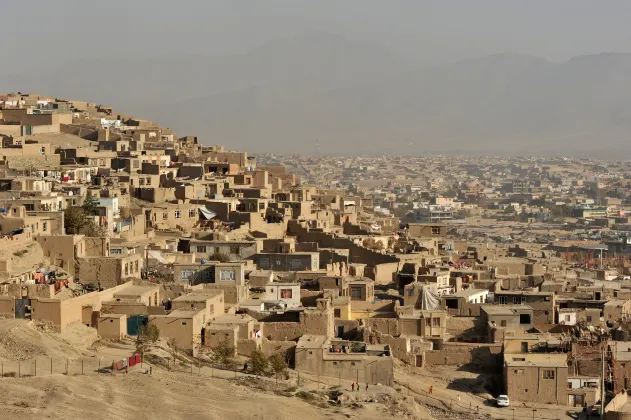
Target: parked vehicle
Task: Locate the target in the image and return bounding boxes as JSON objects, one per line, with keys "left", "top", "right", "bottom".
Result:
{"left": 496, "top": 395, "right": 510, "bottom": 407}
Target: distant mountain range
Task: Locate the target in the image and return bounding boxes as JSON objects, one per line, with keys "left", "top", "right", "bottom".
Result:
{"left": 4, "top": 32, "right": 631, "bottom": 157}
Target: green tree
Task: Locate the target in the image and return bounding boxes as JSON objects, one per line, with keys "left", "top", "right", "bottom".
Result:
{"left": 82, "top": 193, "right": 101, "bottom": 216}
{"left": 209, "top": 252, "right": 231, "bottom": 262}
{"left": 136, "top": 323, "right": 160, "bottom": 354}
{"left": 138, "top": 323, "right": 160, "bottom": 343}
{"left": 249, "top": 349, "right": 269, "bottom": 375}
{"left": 269, "top": 353, "right": 288, "bottom": 379}
{"left": 213, "top": 339, "right": 235, "bottom": 366}
{"left": 63, "top": 206, "right": 87, "bottom": 234}
{"left": 63, "top": 193, "right": 106, "bottom": 237}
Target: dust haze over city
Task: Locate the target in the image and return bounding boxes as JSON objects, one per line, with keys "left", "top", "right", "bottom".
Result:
{"left": 4, "top": 2, "right": 631, "bottom": 420}
{"left": 3, "top": 1, "right": 631, "bottom": 156}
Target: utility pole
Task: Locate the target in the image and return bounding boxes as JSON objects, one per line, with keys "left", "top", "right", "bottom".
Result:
{"left": 601, "top": 346, "right": 606, "bottom": 419}
{"left": 144, "top": 246, "right": 149, "bottom": 278}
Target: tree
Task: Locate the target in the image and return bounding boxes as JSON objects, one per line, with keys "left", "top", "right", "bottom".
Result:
{"left": 209, "top": 252, "right": 231, "bottom": 262}
{"left": 362, "top": 238, "right": 384, "bottom": 251}
{"left": 63, "top": 193, "right": 106, "bottom": 237}
{"left": 138, "top": 323, "right": 160, "bottom": 343}
{"left": 249, "top": 349, "right": 269, "bottom": 375}
{"left": 63, "top": 206, "right": 87, "bottom": 234}
{"left": 82, "top": 193, "right": 100, "bottom": 216}
{"left": 136, "top": 323, "right": 160, "bottom": 355}
{"left": 269, "top": 353, "right": 288, "bottom": 380}
{"left": 213, "top": 339, "right": 235, "bottom": 366}
{"left": 167, "top": 338, "right": 178, "bottom": 367}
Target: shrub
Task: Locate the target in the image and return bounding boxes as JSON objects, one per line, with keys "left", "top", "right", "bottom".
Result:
{"left": 250, "top": 349, "right": 269, "bottom": 375}
{"left": 138, "top": 323, "right": 160, "bottom": 343}
{"left": 269, "top": 353, "right": 288, "bottom": 376}
{"left": 213, "top": 339, "right": 235, "bottom": 365}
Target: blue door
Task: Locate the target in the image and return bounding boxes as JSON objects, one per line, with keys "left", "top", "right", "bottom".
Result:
{"left": 127, "top": 315, "right": 148, "bottom": 335}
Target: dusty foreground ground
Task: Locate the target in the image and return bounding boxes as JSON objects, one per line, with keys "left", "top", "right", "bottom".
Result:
{"left": 0, "top": 369, "right": 430, "bottom": 420}
{"left": 0, "top": 319, "right": 573, "bottom": 420}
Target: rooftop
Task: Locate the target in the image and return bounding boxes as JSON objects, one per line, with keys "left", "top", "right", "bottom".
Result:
{"left": 505, "top": 353, "right": 567, "bottom": 368}
{"left": 445, "top": 289, "right": 489, "bottom": 298}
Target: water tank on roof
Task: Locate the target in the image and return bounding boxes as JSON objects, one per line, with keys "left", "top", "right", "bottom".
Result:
{"left": 201, "top": 259, "right": 207, "bottom": 265}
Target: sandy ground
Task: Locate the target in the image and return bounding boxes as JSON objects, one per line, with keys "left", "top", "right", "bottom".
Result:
{"left": 0, "top": 367, "right": 430, "bottom": 420}
{"left": 0, "top": 319, "right": 577, "bottom": 420}
{"left": 0, "top": 240, "right": 45, "bottom": 276}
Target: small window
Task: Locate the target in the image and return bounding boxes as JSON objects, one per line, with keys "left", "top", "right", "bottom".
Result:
{"left": 543, "top": 370, "right": 555, "bottom": 379}
{"left": 499, "top": 296, "right": 508, "bottom": 304}
{"left": 425, "top": 318, "right": 431, "bottom": 327}
{"left": 197, "top": 246, "right": 207, "bottom": 253}
{"left": 162, "top": 212, "right": 168, "bottom": 220}
{"left": 565, "top": 315, "right": 571, "bottom": 322}
{"left": 514, "top": 369, "right": 523, "bottom": 375}
{"left": 500, "top": 320, "right": 507, "bottom": 327}
{"left": 175, "top": 210, "right": 182, "bottom": 219}
{"left": 587, "top": 316, "right": 592, "bottom": 322}
{"left": 220, "top": 270, "right": 236, "bottom": 281}
{"left": 334, "top": 309, "right": 341, "bottom": 317}
{"left": 432, "top": 317, "right": 441, "bottom": 327}
{"left": 189, "top": 209, "right": 195, "bottom": 217}
{"left": 181, "top": 322, "right": 187, "bottom": 326}
{"left": 351, "top": 362, "right": 356, "bottom": 366}
{"left": 42, "top": 222, "right": 47, "bottom": 232}
{"left": 280, "top": 289, "right": 293, "bottom": 299}
{"left": 230, "top": 246, "right": 240, "bottom": 255}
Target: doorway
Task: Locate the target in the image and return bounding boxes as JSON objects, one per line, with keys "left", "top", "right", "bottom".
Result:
{"left": 336, "top": 326, "right": 344, "bottom": 338}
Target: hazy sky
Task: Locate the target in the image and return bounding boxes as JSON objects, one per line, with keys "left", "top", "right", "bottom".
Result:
{"left": 3, "top": 0, "right": 631, "bottom": 73}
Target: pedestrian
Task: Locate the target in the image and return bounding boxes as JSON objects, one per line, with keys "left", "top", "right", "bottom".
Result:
{"left": 365, "top": 383, "right": 368, "bottom": 391}
{"left": 149, "top": 366, "right": 152, "bottom": 375}
{"left": 458, "top": 395, "right": 461, "bottom": 403}
{"left": 125, "top": 366, "right": 128, "bottom": 375}
{"left": 351, "top": 383, "right": 355, "bottom": 392}
{"left": 429, "top": 386, "right": 432, "bottom": 394}
{"left": 243, "top": 362, "right": 248, "bottom": 371}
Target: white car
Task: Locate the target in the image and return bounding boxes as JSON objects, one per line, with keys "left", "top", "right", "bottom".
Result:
{"left": 496, "top": 395, "right": 510, "bottom": 407}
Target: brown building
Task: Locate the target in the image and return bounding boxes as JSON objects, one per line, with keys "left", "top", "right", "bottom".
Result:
{"left": 97, "top": 314, "right": 128, "bottom": 340}
{"left": 493, "top": 291, "right": 555, "bottom": 324}
{"left": 295, "top": 335, "right": 394, "bottom": 386}
{"left": 171, "top": 291, "right": 225, "bottom": 321}
{"left": 504, "top": 353, "right": 568, "bottom": 405}
{"left": 149, "top": 309, "right": 206, "bottom": 356}
{"left": 604, "top": 299, "right": 631, "bottom": 323}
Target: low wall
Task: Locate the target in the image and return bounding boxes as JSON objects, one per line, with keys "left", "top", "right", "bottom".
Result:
{"left": 334, "top": 319, "right": 360, "bottom": 340}
{"left": 364, "top": 317, "right": 400, "bottom": 336}
{"left": 261, "top": 340, "right": 296, "bottom": 361}
{"left": 424, "top": 342, "right": 502, "bottom": 367}
{"left": 260, "top": 322, "right": 305, "bottom": 341}
{"left": 236, "top": 338, "right": 260, "bottom": 357}
{"left": 0, "top": 296, "right": 15, "bottom": 318}
{"left": 300, "top": 290, "right": 322, "bottom": 307}
{"left": 605, "top": 392, "right": 629, "bottom": 419}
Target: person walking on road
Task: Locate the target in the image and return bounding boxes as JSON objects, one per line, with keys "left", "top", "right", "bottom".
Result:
{"left": 429, "top": 386, "right": 433, "bottom": 394}
{"left": 351, "top": 383, "right": 355, "bottom": 392}
{"left": 365, "top": 384, "right": 368, "bottom": 391}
